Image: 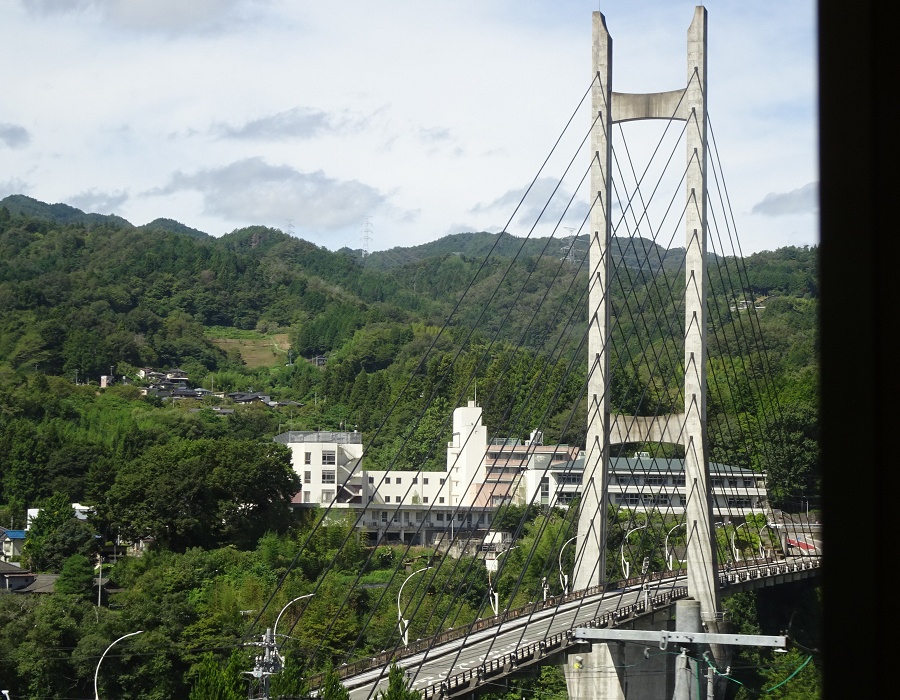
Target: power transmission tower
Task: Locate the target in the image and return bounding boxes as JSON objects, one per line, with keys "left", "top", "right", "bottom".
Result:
{"left": 285, "top": 218, "right": 295, "bottom": 237}
{"left": 361, "top": 217, "right": 373, "bottom": 258}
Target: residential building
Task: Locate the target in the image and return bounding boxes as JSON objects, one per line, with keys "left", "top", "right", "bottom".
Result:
{"left": 0, "top": 530, "right": 25, "bottom": 562}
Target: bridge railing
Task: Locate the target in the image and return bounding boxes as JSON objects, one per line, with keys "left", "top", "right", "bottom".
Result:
{"left": 305, "top": 557, "right": 821, "bottom": 691}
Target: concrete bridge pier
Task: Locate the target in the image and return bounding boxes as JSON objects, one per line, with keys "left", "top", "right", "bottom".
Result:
{"left": 560, "top": 612, "right": 675, "bottom": 700}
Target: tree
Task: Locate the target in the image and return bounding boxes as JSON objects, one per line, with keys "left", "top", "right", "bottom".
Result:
{"left": 319, "top": 664, "right": 351, "bottom": 700}
{"left": 189, "top": 652, "right": 245, "bottom": 700}
{"left": 22, "top": 492, "right": 96, "bottom": 572}
{"left": 103, "top": 438, "right": 299, "bottom": 550}
{"left": 55, "top": 553, "right": 94, "bottom": 599}
{"left": 377, "top": 663, "right": 420, "bottom": 700}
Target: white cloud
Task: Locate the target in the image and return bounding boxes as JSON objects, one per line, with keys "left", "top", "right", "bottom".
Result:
{"left": 68, "top": 188, "right": 129, "bottom": 214}
{"left": 215, "top": 107, "right": 354, "bottom": 141}
{"left": 149, "top": 158, "right": 386, "bottom": 230}
{"left": 0, "top": 123, "right": 30, "bottom": 149}
{"left": 24, "top": 0, "right": 265, "bottom": 35}
{"left": 751, "top": 182, "right": 819, "bottom": 217}
{"left": 0, "top": 177, "right": 30, "bottom": 199}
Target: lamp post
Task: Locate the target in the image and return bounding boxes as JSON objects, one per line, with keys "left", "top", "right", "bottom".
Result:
{"left": 664, "top": 522, "right": 686, "bottom": 571}
{"left": 397, "top": 567, "right": 430, "bottom": 646}
{"left": 620, "top": 522, "right": 648, "bottom": 579}
{"left": 485, "top": 546, "right": 518, "bottom": 616}
{"left": 558, "top": 536, "right": 576, "bottom": 595}
{"left": 273, "top": 593, "right": 314, "bottom": 643}
{"left": 731, "top": 522, "right": 754, "bottom": 562}
{"left": 95, "top": 630, "right": 143, "bottom": 700}
{"left": 758, "top": 522, "right": 782, "bottom": 559}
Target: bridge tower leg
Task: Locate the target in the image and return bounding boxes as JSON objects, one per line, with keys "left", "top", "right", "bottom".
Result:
{"left": 569, "top": 6, "right": 724, "bottom": 698}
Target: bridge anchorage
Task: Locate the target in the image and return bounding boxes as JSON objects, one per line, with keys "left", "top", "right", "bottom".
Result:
{"left": 258, "top": 6, "right": 820, "bottom": 700}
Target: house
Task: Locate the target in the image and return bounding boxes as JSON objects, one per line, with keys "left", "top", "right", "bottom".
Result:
{"left": 226, "top": 391, "right": 272, "bottom": 404}
{"left": 0, "top": 529, "right": 26, "bottom": 562}
{"left": 274, "top": 402, "right": 768, "bottom": 548}
{"left": 0, "top": 560, "right": 33, "bottom": 591}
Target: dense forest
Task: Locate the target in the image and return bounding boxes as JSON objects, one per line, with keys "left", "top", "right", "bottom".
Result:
{"left": 0, "top": 196, "right": 820, "bottom": 698}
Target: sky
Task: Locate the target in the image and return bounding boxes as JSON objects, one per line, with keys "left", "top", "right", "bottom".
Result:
{"left": 0, "top": 1, "right": 818, "bottom": 255}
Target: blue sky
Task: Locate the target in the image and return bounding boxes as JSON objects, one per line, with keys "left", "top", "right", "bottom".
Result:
{"left": 0, "top": 1, "right": 817, "bottom": 254}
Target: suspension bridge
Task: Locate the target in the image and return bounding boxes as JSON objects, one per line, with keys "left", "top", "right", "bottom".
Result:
{"left": 244, "top": 7, "right": 822, "bottom": 699}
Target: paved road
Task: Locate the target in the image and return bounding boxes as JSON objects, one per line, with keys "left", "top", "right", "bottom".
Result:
{"left": 344, "top": 580, "right": 660, "bottom": 700}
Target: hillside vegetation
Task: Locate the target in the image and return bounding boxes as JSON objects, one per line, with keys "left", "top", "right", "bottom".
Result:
{"left": 0, "top": 196, "right": 819, "bottom": 698}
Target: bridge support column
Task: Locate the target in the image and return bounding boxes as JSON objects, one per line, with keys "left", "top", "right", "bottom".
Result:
{"left": 561, "top": 613, "right": 674, "bottom": 700}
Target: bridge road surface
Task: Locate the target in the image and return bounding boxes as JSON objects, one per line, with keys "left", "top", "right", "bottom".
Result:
{"left": 343, "top": 581, "right": 666, "bottom": 700}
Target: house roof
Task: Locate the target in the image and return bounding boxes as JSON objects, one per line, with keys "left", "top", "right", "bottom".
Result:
{"left": 0, "top": 530, "right": 26, "bottom": 540}
{"left": 17, "top": 574, "right": 58, "bottom": 593}
{"left": 0, "top": 560, "right": 29, "bottom": 574}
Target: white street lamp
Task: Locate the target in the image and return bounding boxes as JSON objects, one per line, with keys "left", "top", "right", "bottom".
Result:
{"left": 664, "top": 522, "right": 686, "bottom": 571}
{"left": 273, "top": 593, "right": 314, "bottom": 643}
{"left": 620, "top": 522, "right": 649, "bottom": 579}
{"left": 485, "top": 546, "right": 518, "bottom": 615}
{"left": 731, "top": 522, "right": 754, "bottom": 562}
{"left": 397, "top": 567, "right": 430, "bottom": 646}
{"left": 95, "top": 630, "right": 143, "bottom": 700}
{"left": 558, "top": 536, "right": 576, "bottom": 595}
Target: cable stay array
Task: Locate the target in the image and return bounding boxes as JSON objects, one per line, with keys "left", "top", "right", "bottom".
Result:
{"left": 236, "top": 69, "right": 820, "bottom": 700}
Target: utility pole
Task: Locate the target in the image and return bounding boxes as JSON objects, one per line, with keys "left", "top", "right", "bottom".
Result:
{"left": 247, "top": 628, "right": 283, "bottom": 700}
{"left": 575, "top": 599, "right": 784, "bottom": 700}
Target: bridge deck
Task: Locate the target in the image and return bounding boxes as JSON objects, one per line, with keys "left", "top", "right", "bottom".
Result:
{"left": 317, "top": 557, "right": 821, "bottom": 700}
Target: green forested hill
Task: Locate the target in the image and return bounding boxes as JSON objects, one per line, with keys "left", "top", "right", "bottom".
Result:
{"left": 0, "top": 197, "right": 819, "bottom": 698}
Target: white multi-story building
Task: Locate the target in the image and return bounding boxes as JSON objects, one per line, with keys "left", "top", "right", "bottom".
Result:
{"left": 274, "top": 403, "right": 768, "bottom": 546}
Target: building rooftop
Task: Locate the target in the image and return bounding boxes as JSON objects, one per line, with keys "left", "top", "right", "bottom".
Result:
{"left": 275, "top": 430, "right": 363, "bottom": 445}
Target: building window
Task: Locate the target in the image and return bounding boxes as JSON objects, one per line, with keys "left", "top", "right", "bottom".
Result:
{"left": 673, "top": 475, "right": 686, "bottom": 487}
{"left": 645, "top": 475, "right": 665, "bottom": 486}
{"left": 727, "top": 497, "right": 753, "bottom": 508}
{"left": 439, "top": 478, "right": 445, "bottom": 485}
{"left": 396, "top": 478, "right": 402, "bottom": 485}
{"left": 304, "top": 452, "right": 312, "bottom": 465}
{"left": 396, "top": 496, "right": 402, "bottom": 503}
{"left": 423, "top": 497, "right": 429, "bottom": 503}
{"left": 423, "top": 478, "right": 429, "bottom": 485}
{"left": 616, "top": 476, "right": 630, "bottom": 485}
{"left": 436, "top": 513, "right": 444, "bottom": 521}
{"left": 303, "top": 491, "right": 311, "bottom": 503}
{"left": 321, "top": 470, "right": 336, "bottom": 484}
{"left": 412, "top": 477, "right": 418, "bottom": 484}
{"left": 322, "top": 450, "right": 336, "bottom": 465}
{"left": 368, "top": 476, "right": 375, "bottom": 483}
{"left": 439, "top": 497, "right": 445, "bottom": 504}
{"left": 382, "top": 512, "right": 388, "bottom": 523}
{"left": 304, "top": 471, "right": 312, "bottom": 482}
{"left": 623, "top": 493, "right": 641, "bottom": 506}
{"left": 321, "top": 490, "right": 335, "bottom": 502}
{"left": 385, "top": 477, "right": 391, "bottom": 484}
{"left": 711, "top": 478, "right": 723, "bottom": 487}
{"left": 404, "top": 512, "right": 410, "bottom": 524}
{"left": 557, "top": 473, "right": 581, "bottom": 485}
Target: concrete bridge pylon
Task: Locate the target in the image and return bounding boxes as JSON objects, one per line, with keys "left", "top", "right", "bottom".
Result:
{"left": 568, "top": 6, "right": 723, "bottom": 698}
